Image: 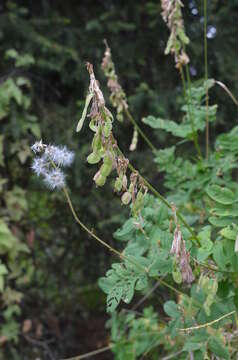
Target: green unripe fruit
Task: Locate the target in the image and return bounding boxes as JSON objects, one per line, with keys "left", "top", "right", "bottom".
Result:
{"left": 114, "top": 176, "right": 123, "bottom": 192}
{"left": 93, "top": 171, "right": 106, "bottom": 187}
{"left": 87, "top": 152, "right": 101, "bottom": 164}
{"left": 92, "top": 134, "right": 102, "bottom": 152}
{"left": 102, "top": 118, "right": 112, "bottom": 138}
{"left": 121, "top": 191, "right": 132, "bottom": 205}
{"left": 132, "top": 190, "right": 144, "bottom": 215}
{"left": 100, "top": 155, "right": 113, "bottom": 177}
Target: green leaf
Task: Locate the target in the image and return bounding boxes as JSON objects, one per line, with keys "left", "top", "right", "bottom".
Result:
{"left": 164, "top": 301, "right": 180, "bottom": 318}
{"left": 206, "top": 185, "right": 237, "bottom": 205}
{"left": 220, "top": 225, "right": 238, "bottom": 240}
{"left": 208, "top": 338, "right": 230, "bottom": 359}
{"left": 114, "top": 219, "right": 135, "bottom": 242}
{"left": 208, "top": 216, "right": 234, "bottom": 227}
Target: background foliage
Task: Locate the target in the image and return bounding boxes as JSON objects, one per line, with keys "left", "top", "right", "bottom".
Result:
{"left": 0, "top": 0, "right": 238, "bottom": 359}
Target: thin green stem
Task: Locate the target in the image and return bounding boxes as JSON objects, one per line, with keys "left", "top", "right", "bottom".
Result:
{"left": 124, "top": 108, "right": 157, "bottom": 153}
{"left": 184, "top": 64, "right": 203, "bottom": 159}
{"left": 204, "top": 0, "right": 209, "bottom": 159}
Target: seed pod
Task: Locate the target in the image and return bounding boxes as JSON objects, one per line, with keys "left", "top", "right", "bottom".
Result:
{"left": 92, "top": 134, "right": 102, "bottom": 152}
{"left": 93, "top": 171, "right": 107, "bottom": 187}
{"left": 102, "top": 118, "right": 112, "bottom": 138}
{"left": 122, "top": 174, "right": 127, "bottom": 190}
{"left": 100, "top": 155, "right": 113, "bottom": 177}
{"left": 87, "top": 152, "right": 101, "bottom": 164}
{"left": 132, "top": 190, "right": 144, "bottom": 215}
{"left": 114, "top": 174, "right": 123, "bottom": 192}
{"left": 121, "top": 191, "right": 132, "bottom": 205}
{"left": 89, "top": 119, "right": 98, "bottom": 132}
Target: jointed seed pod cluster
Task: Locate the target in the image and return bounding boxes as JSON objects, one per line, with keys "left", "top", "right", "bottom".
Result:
{"left": 77, "top": 62, "right": 147, "bottom": 217}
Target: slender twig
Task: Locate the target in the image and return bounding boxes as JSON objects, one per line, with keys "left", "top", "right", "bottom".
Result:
{"left": 132, "top": 281, "right": 160, "bottom": 310}
{"left": 215, "top": 80, "right": 238, "bottom": 107}
{"left": 204, "top": 0, "right": 209, "bottom": 159}
{"left": 61, "top": 345, "right": 112, "bottom": 360}
{"left": 161, "top": 350, "right": 184, "bottom": 360}
{"left": 179, "top": 310, "right": 235, "bottom": 331}
{"left": 184, "top": 64, "right": 203, "bottom": 159}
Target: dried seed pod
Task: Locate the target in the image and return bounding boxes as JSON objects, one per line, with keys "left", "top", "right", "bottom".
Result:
{"left": 121, "top": 191, "right": 132, "bottom": 205}
{"left": 122, "top": 174, "right": 128, "bottom": 190}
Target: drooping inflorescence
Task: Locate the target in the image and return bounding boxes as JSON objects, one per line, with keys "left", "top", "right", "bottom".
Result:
{"left": 161, "top": 0, "right": 190, "bottom": 69}
{"left": 31, "top": 141, "right": 74, "bottom": 190}
{"left": 76, "top": 63, "right": 147, "bottom": 217}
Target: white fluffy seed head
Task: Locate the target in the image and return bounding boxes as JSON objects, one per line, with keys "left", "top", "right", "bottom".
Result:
{"left": 44, "top": 145, "right": 75, "bottom": 167}
{"left": 31, "top": 157, "right": 49, "bottom": 176}
{"left": 43, "top": 169, "right": 66, "bottom": 190}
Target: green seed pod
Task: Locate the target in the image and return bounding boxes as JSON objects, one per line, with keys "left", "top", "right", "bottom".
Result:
{"left": 172, "top": 270, "right": 182, "bottom": 284}
{"left": 102, "top": 118, "right": 112, "bottom": 138}
{"left": 132, "top": 190, "right": 144, "bottom": 215}
{"left": 89, "top": 119, "right": 98, "bottom": 132}
{"left": 100, "top": 155, "right": 113, "bottom": 177}
{"left": 93, "top": 171, "right": 106, "bottom": 187}
{"left": 100, "top": 162, "right": 112, "bottom": 177}
{"left": 114, "top": 176, "right": 123, "bottom": 192}
{"left": 121, "top": 191, "right": 132, "bottom": 205}
{"left": 87, "top": 152, "right": 101, "bottom": 164}
{"left": 92, "top": 134, "right": 102, "bottom": 152}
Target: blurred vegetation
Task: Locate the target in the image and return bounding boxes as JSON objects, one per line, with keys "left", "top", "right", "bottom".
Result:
{"left": 0, "top": 0, "right": 238, "bottom": 359}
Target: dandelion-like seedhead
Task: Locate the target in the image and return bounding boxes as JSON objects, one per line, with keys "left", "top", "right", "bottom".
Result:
{"left": 31, "top": 142, "right": 74, "bottom": 190}
{"left": 44, "top": 169, "right": 66, "bottom": 190}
